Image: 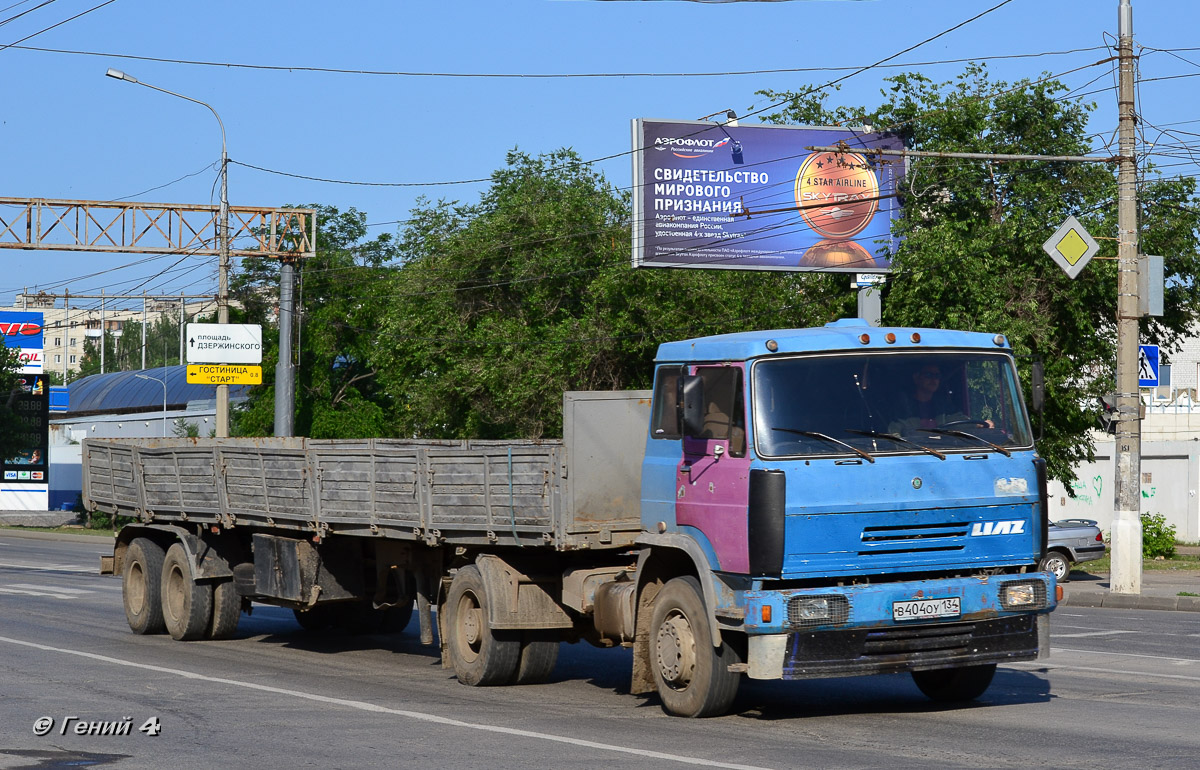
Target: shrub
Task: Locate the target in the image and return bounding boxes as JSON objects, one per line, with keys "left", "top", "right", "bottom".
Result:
{"left": 1141, "top": 512, "right": 1177, "bottom": 559}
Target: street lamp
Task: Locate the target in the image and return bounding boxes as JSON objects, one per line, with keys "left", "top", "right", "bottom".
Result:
{"left": 107, "top": 68, "right": 231, "bottom": 438}
{"left": 134, "top": 374, "right": 168, "bottom": 438}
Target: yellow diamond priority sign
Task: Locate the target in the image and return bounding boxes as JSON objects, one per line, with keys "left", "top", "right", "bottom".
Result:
{"left": 187, "top": 364, "right": 262, "bottom": 385}
{"left": 1043, "top": 215, "right": 1100, "bottom": 280}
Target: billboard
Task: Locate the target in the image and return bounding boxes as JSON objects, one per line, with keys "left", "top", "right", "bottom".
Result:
{"left": 1, "top": 311, "right": 49, "bottom": 509}
{"left": 632, "top": 119, "right": 905, "bottom": 272}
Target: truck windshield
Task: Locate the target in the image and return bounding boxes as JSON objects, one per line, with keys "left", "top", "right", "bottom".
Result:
{"left": 751, "top": 352, "right": 1033, "bottom": 459}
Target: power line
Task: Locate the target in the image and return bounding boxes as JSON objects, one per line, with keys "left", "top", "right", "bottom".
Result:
{"left": 6, "top": 41, "right": 1110, "bottom": 79}
{"left": 0, "top": 0, "right": 117, "bottom": 55}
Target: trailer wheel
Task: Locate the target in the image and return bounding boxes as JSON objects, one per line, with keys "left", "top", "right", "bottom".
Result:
{"left": 206, "top": 578, "right": 241, "bottom": 640}
{"left": 649, "top": 576, "right": 740, "bottom": 717}
{"left": 161, "top": 543, "right": 213, "bottom": 641}
{"left": 445, "top": 565, "right": 519, "bottom": 686}
{"left": 911, "top": 664, "right": 997, "bottom": 702}
{"left": 511, "top": 632, "right": 559, "bottom": 685}
{"left": 122, "top": 538, "right": 166, "bottom": 635}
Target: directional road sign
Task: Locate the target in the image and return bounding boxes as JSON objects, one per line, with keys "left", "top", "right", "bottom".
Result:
{"left": 1139, "top": 344, "right": 1160, "bottom": 387}
{"left": 1043, "top": 216, "right": 1100, "bottom": 280}
{"left": 187, "top": 364, "right": 262, "bottom": 385}
{"left": 186, "top": 323, "right": 262, "bottom": 364}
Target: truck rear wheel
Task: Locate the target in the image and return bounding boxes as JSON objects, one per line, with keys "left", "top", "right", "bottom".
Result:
{"left": 122, "top": 538, "right": 166, "bottom": 635}
{"left": 911, "top": 664, "right": 997, "bottom": 702}
{"left": 161, "top": 543, "right": 213, "bottom": 641}
{"left": 649, "top": 576, "right": 740, "bottom": 717}
{"left": 445, "top": 565, "right": 519, "bottom": 686}
{"left": 206, "top": 578, "right": 241, "bottom": 640}
{"left": 511, "top": 632, "right": 559, "bottom": 685}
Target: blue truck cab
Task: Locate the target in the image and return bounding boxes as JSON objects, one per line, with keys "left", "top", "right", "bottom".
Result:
{"left": 634, "top": 319, "right": 1056, "bottom": 715}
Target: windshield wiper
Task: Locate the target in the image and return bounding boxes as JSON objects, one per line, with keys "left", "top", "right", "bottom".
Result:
{"left": 918, "top": 428, "right": 1012, "bottom": 457}
{"left": 772, "top": 428, "right": 875, "bottom": 463}
{"left": 844, "top": 429, "right": 946, "bottom": 460}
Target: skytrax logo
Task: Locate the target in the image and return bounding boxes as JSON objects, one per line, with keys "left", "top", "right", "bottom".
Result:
{"left": 970, "top": 520, "right": 1026, "bottom": 536}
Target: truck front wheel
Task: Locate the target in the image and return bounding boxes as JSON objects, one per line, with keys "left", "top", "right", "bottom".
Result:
{"left": 122, "top": 538, "right": 166, "bottom": 635}
{"left": 911, "top": 663, "right": 997, "bottom": 702}
{"left": 161, "top": 543, "right": 213, "bottom": 641}
{"left": 649, "top": 576, "right": 740, "bottom": 717}
{"left": 445, "top": 565, "right": 519, "bottom": 686}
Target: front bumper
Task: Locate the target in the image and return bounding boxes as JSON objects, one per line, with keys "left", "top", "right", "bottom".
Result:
{"left": 742, "top": 573, "right": 1055, "bottom": 680}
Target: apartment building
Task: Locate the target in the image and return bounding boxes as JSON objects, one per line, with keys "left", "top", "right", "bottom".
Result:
{"left": 4, "top": 292, "right": 219, "bottom": 378}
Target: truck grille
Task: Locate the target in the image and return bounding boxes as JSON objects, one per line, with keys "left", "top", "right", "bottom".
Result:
{"left": 862, "top": 622, "right": 975, "bottom": 656}
{"left": 859, "top": 522, "right": 967, "bottom": 556}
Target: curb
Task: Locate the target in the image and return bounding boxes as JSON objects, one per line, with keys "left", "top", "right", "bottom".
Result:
{"left": 1060, "top": 589, "right": 1200, "bottom": 612}
{"left": 0, "top": 527, "right": 113, "bottom": 544}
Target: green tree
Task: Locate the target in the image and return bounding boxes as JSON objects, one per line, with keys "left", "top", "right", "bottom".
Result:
{"left": 374, "top": 148, "right": 849, "bottom": 440}
{"left": 232, "top": 205, "right": 400, "bottom": 438}
{"left": 762, "top": 65, "right": 1200, "bottom": 483}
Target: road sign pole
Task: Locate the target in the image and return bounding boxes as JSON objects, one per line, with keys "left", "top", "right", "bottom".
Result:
{"left": 1111, "top": 0, "right": 1142, "bottom": 595}
{"left": 274, "top": 258, "right": 296, "bottom": 437}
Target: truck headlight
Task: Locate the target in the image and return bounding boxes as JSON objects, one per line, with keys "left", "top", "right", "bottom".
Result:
{"left": 1000, "top": 581, "right": 1047, "bottom": 610}
{"left": 786, "top": 594, "right": 850, "bottom": 628}
{"left": 793, "top": 597, "right": 830, "bottom": 620}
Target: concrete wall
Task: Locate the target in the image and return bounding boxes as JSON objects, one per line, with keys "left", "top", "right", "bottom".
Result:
{"left": 1047, "top": 437, "right": 1200, "bottom": 543}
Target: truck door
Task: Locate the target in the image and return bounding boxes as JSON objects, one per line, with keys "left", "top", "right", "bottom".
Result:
{"left": 676, "top": 364, "right": 753, "bottom": 574}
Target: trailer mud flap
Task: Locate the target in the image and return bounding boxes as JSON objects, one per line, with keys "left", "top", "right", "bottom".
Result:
{"left": 252, "top": 534, "right": 361, "bottom": 605}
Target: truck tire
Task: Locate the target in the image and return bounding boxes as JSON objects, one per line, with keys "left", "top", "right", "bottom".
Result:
{"left": 161, "top": 543, "right": 213, "bottom": 641}
{"left": 122, "top": 538, "right": 166, "bottom": 635}
{"left": 911, "top": 663, "right": 997, "bottom": 702}
{"left": 206, "top": 578, "right": 241, "bottom": 640}
{"left": 445, "top": 565, "right": 520, "bottom": 686}
{"left": 511, "top": 632, "right": 559, "bottom": 685}
{"left": 649, "top": 576, "right": 741, "bottom": 717}
{"left": 1038, "top": 551, "right": 1071, "bottom": 583}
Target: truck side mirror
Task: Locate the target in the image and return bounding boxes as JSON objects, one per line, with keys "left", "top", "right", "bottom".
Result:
{"left": 1031, "top": 360, "right": 1045, "bottom": 415}
{"left": 678, "top": 375, "right": 705, "bottom": 437}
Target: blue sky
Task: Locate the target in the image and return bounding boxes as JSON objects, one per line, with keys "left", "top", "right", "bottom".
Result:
{"left": 2, "top": 0, "right": 1198, "bottom": 309}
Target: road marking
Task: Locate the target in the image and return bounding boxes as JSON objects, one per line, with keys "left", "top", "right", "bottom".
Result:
{"left": 0, "top": 584, "right": 94, "bottom": 600}
{"left": 0, "top": 635, "right": 772, "bottom": 770}
{"left": 1011, "top": 661, "right": 1200, "bottom": 684}
{"left": 1051, "top": 647, "right": 1200, "bottom": 664}
{"left": 0, "top": 561, "right": 94, "bottom": 573}
{"left": 1054, "top": 630, "right": 1138, "bottom": 638}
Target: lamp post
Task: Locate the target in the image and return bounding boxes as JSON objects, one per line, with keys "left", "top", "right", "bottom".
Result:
{"left": 107, "top": 68, "right": 230, "bottom": 438}
{"left": 135, "top": 374, "right": 168, "bottom": 438}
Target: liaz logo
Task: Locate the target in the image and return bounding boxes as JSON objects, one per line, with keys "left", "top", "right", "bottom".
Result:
{"left": 970, "top": 520, "right": 1026, "bottom": 536}
{"left": 0, "top": 322, "right": 42, "bottom": 337}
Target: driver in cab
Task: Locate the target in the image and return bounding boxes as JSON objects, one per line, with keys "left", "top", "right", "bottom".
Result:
{"left": 888, "top": 364, "right": 965, "bottom": 434}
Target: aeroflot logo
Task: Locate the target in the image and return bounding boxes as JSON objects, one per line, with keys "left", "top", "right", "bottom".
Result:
{"left": 0, "top": 322, "right": 42, "bottom": 337}
{"left": 654, "top": 136, "right": 726, "bottom": 159}
{"left": 970, "top": 520, "right": 1026, "bottom": 536}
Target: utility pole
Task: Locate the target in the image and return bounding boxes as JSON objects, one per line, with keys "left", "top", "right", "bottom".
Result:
{"left": 217, "top": 142, "right": 231, "bottom": 438}
{"left": 274, "top": 257, "right": 297, "bottom": 437}
{"left": 1111, "top": 0, "right": 1143, "bottom": 594}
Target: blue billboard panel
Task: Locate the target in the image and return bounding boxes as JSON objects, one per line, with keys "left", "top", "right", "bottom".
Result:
{"left": 632, "top": 119, "right": 905, "bottom": 272}
{"left": 0, "top": 310, "right": 46, "bottom": 373}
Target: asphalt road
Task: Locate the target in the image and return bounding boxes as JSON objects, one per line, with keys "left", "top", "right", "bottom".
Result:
{"left": 2, "top": 533, "right": 1199, "bottom": 769}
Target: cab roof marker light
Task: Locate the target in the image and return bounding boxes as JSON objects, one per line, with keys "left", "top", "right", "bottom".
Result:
{"left": 910, "top": 332, "right": 921, "bottom": 343}
{"left": 993, "top": 334, "right": 1006, "bottom": 347}
{"left": 885, "top": 333, "right": 896, "bottom": 344}
{"left": 765, "top": 339, "right": 778, "bottom": 352}
{"left": 859, "top": 333, "right": 870, "bottom": 345}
